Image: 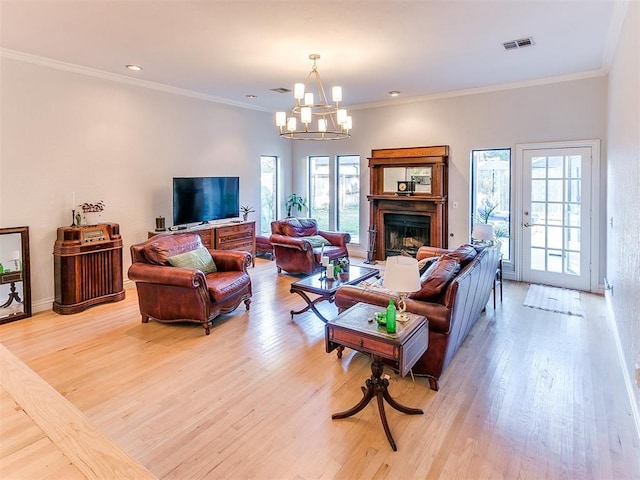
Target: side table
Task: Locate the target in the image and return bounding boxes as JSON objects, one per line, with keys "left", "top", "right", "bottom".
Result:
{"left": 325, "top": 302, "right": 428, "bottom": 451}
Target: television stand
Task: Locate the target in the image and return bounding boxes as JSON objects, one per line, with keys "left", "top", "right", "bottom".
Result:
{"left": 149, "top": 221, "right": 256, "bottom": 267}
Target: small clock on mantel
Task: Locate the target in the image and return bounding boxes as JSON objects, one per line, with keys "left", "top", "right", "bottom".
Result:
{"left": 396, "top": 180, "right": 415, "bottom": 196}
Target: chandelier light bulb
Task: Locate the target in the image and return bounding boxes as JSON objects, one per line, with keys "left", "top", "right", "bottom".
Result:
{"left": 294, "top": 83, "right": 305, "bottom": 100}
{"left": 332, "top": 86, "right": 342, "bottom": 102}
{"left": 301, "top": 107, "right": 312, "bottom": 124}
{"left": 304, "top": 92, "right": 314, "bottom": 106}
{"left": 275, "top": 111, "right": 286, "bottom": 127}
{"left": 337, "top": 109, "right": 347, "bottom": 125}
{"left": 287, "top": 117, "right": 297, "bottom": 131}
{"left": 318, "top": 118, "right": 327, "bottom": 132}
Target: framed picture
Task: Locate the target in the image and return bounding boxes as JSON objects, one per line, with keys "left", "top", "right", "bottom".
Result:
{"left": 411, "top": 174, "right": 432, "bottom": 193}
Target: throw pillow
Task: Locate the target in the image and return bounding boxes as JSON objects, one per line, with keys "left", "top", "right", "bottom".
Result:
{"left": 167, "top": 246, "right": 217, "bottom": 274}
{"left": 417, "top": 256, "right": 439, "bottom": 275}
{"left": 302, "top": 235, "right": 332, "bottom": 248}
{"left": 409, "top": 254, "right": 460, "bottom": 301}
{"left": 448, "top": 244, "right": 477, "bottom": 266}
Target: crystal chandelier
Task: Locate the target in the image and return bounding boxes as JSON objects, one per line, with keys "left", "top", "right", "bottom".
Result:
{"left": 276, "top": 54, "right": 352, "bottom": 140}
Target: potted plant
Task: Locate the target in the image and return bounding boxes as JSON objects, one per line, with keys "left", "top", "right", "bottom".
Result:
{"left": 334, "top": 257, "right": 350, "bottom": 280}
{"left": 240, "top": 205, "right": 255, "bottom": 222}
{"left": 286, "top": 194, "right": 307, "bottom": 217}
{"left": 80, "top": 200, "right": 105, "bottom": 225}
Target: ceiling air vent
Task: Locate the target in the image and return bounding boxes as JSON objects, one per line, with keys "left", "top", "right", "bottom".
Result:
{"left": 503, "top": 37, "right": 534, "bottom": 51}
{"left": 270, "top": 87, "right": 291, "bottom": 93}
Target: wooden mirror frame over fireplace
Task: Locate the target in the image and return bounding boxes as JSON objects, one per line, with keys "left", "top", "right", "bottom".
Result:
{"left": 368, "top": 145, "right": 448, "bottom": 261}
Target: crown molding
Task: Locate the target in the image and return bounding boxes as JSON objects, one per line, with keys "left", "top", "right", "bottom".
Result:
{"left": 0, "top": 48, "right": 271, "bottom": 113}
{"left": 352, "top": 69, "right": 608, "bottom": 111}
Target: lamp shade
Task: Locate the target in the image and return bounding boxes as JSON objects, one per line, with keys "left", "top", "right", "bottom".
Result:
{"left": 383, "top": 256, "right": 421, "bottom": 293}
{"left": 472, "top": 223, "right": 495, "bottom": 242}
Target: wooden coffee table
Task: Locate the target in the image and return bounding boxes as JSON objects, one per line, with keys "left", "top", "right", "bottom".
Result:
{"left": 325, "top": 302, "right": 428, "bottom": 451}
{"left": 289, "top": 265, "right": 379, "bottom": 322}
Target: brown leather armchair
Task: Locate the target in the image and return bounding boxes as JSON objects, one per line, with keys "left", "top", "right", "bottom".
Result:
{"left": 128, "top": 233, "right": 252, "bottom": 335}
{"left": 270, "top": 218, "right": 350, "bottom": 275}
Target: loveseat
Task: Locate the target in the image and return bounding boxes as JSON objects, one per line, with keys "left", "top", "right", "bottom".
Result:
{"left": 128, "top": 233, "right": 252, "bottom": 335}
{"left": 270, "top": 218, "right": 351, "bottom": 275}
{"left": 334, "top": 243, "right": 500, "bottom": 390}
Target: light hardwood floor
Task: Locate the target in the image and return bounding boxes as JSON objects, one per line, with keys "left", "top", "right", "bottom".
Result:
{"left": 1, "top": 257, "right": 639, "bottom": 479}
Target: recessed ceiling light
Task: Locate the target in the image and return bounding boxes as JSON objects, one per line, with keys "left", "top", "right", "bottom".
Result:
{"left": 389, "top": 90, "right": 401, "bottom": 97}
{"left": 245, "top": 94, "right": 257, "bottom": 99}
{"left": 125, "top": 64, "right": 143, "bottom": 71}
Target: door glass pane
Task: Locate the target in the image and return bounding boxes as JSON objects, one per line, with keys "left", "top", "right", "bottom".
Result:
{"left": 566, "top": 204, "right": 580, "bottom": 226}
{"left": 260, "top": 156, "right": 277, "bottom": 235}
{"left": 566, "top": 180, "right": 581, "bottom": 203}
{"left": 337, "top": 155, "right": 360, "bottom": 243}
{"left": 567, "top": 155, "right": 581, "bottom": 178}
{"left": 565, "top": 227, "right": 580, "bottom": 251}
{"left": 566, "top": 251, "right": 580, "bottom": 275}
{"left": 531, "top": 248, "right": 545, "bottom": 270}
{"left": 531, "top": 157, "right": 546, "bottom": 177}
{"left": 531, "top": 225, "right": 546, "bottom": 248}
{"left": 548, "top": 180, "right": 563, "bottom": 202}
{"left": 547, "top": 156, "right": 564, "bottom": 178}
{"left": 548, "top": 203, "right": 562, "bottom": 226}
{"left": 547, "top": 226, "right": 562, "bottom": 249}
{"left": 531, "top": 180, "right": 546, "bottom": 202}
{"left": 531, "top": 202, "right": 546, "bottom": 224}
{"left": 547, "top": 250, "right": 563, "bottom": 272}
{"left": 309, "top": 156, "right": 329, "bottom": 230}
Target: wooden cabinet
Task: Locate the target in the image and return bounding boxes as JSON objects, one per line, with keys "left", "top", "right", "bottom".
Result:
{"left": 53, "top": 223, "right": 125, "bottom": 314}
{"left": 149, "top": 221, "right": 256, "bottom": 267}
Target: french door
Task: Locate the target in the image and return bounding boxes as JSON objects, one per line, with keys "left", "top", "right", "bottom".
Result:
{"left": 517, "top": 141, "right": 599, "bottom": 291}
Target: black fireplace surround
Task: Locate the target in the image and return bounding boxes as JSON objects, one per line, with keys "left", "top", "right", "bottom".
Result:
{"left": 384, "top": 213, "right": 431, "bottom": 257}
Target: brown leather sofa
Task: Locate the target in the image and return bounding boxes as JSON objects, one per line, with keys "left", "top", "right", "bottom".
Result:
{"left": 128, "top": 233, "right": 252, "bottom": 335}
{"left": 270, "top": 218, "right": 350, "bottom": 275}
{"left": 334, "top": 243, "right": 500, "bottom": 390}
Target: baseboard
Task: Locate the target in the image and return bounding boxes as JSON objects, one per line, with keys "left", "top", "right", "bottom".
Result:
{"left": 31, "top": 279, "right": 135, "bottom": 314}
{"left": 605, "top": 288, "right": 640, "bottom": 443}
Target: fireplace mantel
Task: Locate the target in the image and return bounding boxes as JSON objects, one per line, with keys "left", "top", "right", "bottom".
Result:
{"left": 367, "top": 146, "right": 448, "bottom": 261}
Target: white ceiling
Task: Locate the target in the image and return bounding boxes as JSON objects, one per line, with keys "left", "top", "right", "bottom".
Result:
{"left": 0, "top": 1, "right": 625, "bottom": 112}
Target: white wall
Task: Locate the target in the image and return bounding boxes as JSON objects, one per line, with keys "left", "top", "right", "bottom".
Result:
{"left": 606, "top": 1, "right": 640, "bottom": 425}
{"left": 1, "top": 57, "right": 290, "bottom": 311}
{"left": 293, "top": 77, "right": 608, "bottom": 275}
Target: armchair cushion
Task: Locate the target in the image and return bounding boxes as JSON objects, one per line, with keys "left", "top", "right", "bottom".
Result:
{"left": 302, "top": 235, "right": 332, "bottom": 248}
{"left": 143, "top": 234, "right": 204, "bottom": 265}
{"left": 168, "top": 246, "right": 217, "bottom": 274}
{"left": 410, "top": 254, "right": 460, "bottom": 301}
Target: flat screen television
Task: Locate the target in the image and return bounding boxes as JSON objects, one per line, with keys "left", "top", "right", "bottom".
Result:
{"left": 173, "top": 177, "right": 240, "bottom": 226}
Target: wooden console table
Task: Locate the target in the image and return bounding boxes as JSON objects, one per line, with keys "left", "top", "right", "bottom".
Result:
{"left": 326, "top": 302, "right": 428, "bottom": 451}
{"left": 149, "top": 221, "right": 256, "bottom": 267}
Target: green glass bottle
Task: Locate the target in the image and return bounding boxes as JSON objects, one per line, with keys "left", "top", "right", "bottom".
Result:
{"left": 386, "top": 299, "right": 396, "bottom": 334}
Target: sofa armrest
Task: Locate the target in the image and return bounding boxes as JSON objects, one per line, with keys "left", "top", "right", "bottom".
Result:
{"left": 128, "top": 263, "right": 207, "bottom": 288}
{"left": 417, "top": 246, "right": 451, "bottom": 260}
{"left": 210, "top": 250, "right": 251, "bottom": 272}
{"left": 318, "top": 230, "right": 351, "bottom": 248}
{"left": 269, "top": 234, "right": 312, "bottom": 252}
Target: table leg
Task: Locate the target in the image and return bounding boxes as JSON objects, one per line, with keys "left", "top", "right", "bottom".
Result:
{"left": 289, "top": 290, "right": 331, "bottom": 322}
{"left": 1, "top": 282, "right": 22, "bottom": 308}
{"left": 331, "top": 357, "right": 423, "bottom": 451}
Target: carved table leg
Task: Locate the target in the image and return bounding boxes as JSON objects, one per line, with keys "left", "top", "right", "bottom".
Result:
{"left": 332, "top": 356, "right": 423, "bottom": 451}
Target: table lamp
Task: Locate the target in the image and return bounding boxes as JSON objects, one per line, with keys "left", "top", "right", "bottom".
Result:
{"left": 471, "top": 223, "right": 495, "bottom": 245}
{"left": 383, "top": 256, "right": 421, "bottom": 321}
{"left": 11, "top": 250, "right": 21, "bottom": 271}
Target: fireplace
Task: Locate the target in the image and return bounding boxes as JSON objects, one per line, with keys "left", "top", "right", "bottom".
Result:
{"left": 384, "top": 214, "right": 431, "bottom": 257}
{"left": 367, "top": 146, "right": 449, "bottom": 262}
